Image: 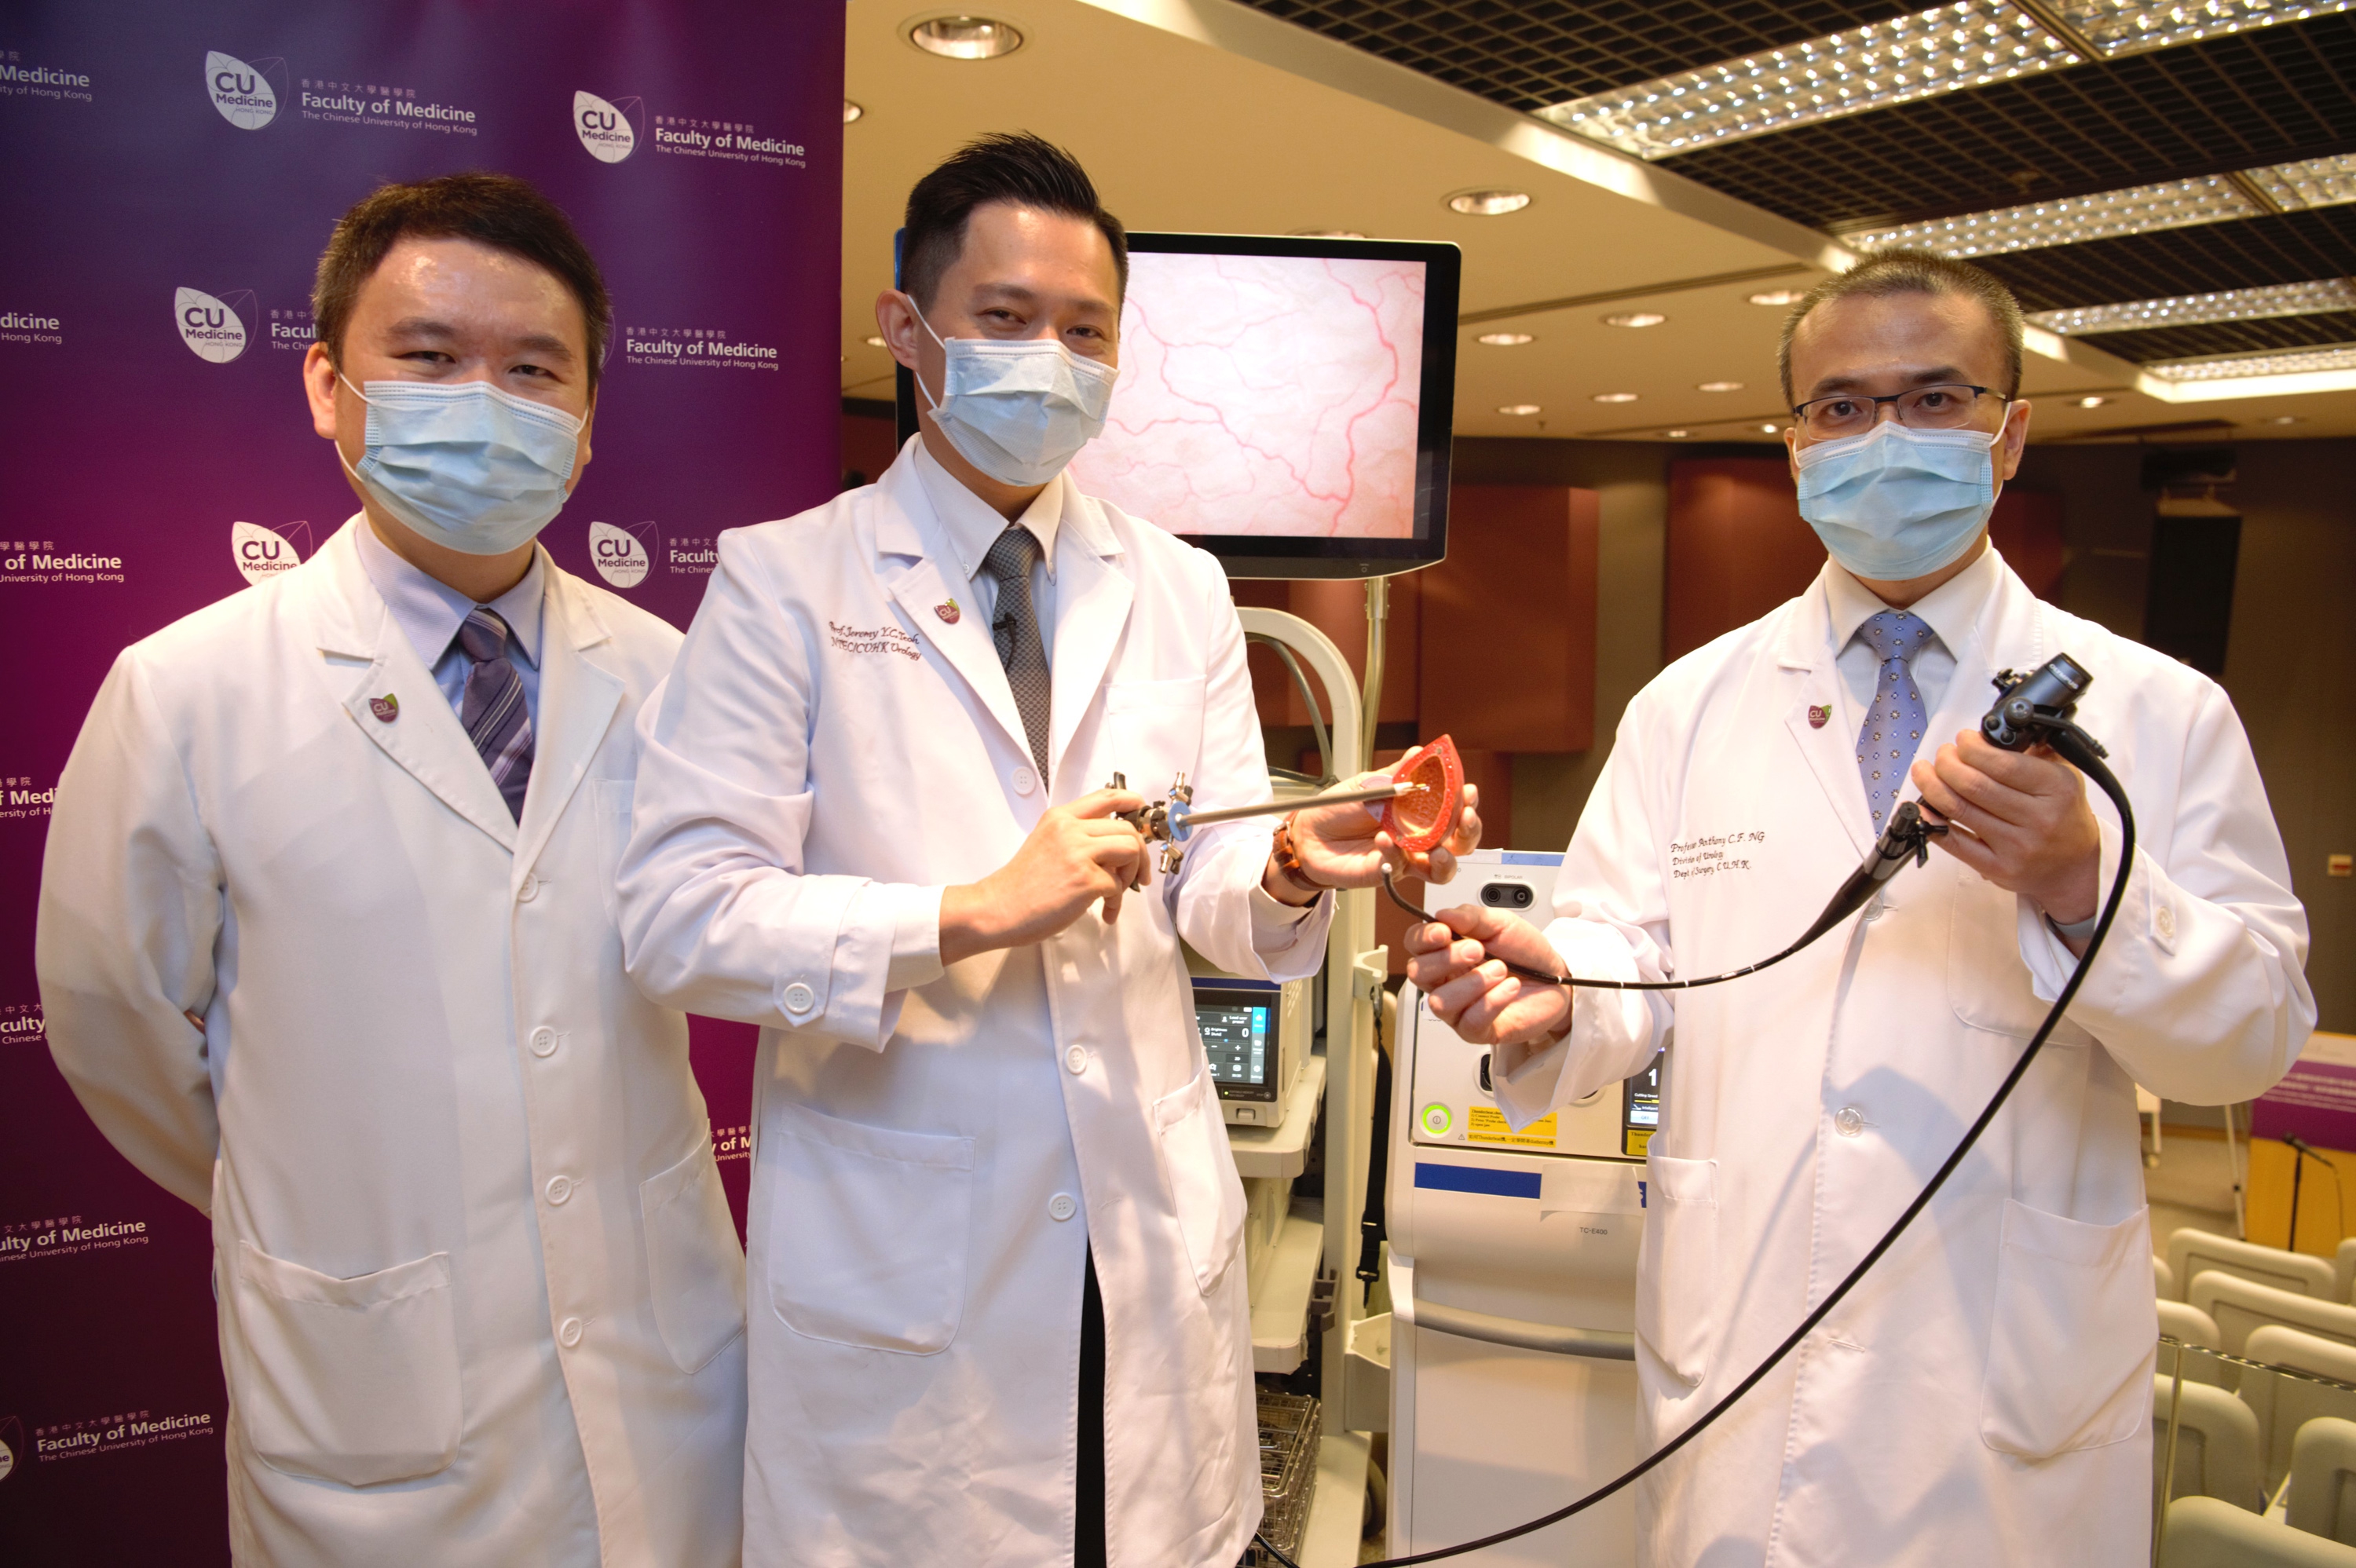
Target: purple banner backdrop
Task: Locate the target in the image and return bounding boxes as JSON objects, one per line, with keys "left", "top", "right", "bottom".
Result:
{"left": 0, "top": 3, "right": 843, "bottom": 1555}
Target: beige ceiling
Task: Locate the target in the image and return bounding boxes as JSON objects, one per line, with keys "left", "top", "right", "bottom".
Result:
{"left": 842, "top": 0, "right": 2356, "bottom": 444}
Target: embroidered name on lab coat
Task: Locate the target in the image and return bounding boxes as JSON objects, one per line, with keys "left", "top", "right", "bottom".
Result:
{"left": 826, "top": 620, "right": 920, "bottom": 660}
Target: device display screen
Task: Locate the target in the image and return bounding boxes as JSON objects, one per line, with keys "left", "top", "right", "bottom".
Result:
{"left": 1198, "top": 1000, "right": 1274, "bottom": 1098}
{"left": 1068, "top": 250, "right": 1428, "bottom": 541}
{"left": 1624, "top": 1059, "right": 1662, "bottom": 1131}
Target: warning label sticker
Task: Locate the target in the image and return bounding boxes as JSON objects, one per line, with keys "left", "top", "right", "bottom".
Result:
{"left": 1467, "top": 1106, "right": 1557, "bottom": 1148}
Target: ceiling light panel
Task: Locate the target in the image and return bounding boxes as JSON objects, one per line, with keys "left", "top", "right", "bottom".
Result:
{"left": 1844, "top": 174, "right": 2259, "bottom": 257}
{"left": 1537, "top": 3, "right": 2080, "bottom": 160}
{"left": 2145, "top": 341, "right": 2356, "bottom": 378}
{"left": 2059, "top": 0, "right": 2356, "bottom": 58}
{"left": 2252, "top": 152, "right": 2356, "bottom": 209}
{"left": 2028, "top": 276, "right": 2356, "bottom": 334}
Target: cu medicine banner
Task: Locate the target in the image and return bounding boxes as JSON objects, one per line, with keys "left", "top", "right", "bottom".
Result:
{"left": 0, "top": 3, "right": 843, "bottom": 1556}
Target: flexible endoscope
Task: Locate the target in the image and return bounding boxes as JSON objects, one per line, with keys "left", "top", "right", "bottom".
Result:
{"left": 1256, "top": 652, "right": 2131, "bottom": 1568}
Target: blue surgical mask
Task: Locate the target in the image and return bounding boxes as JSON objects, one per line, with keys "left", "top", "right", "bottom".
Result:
{"left": 1794, "top": 419, "right": 2002, "bottom": 580}
{"left": 338, "top": 375, "right": 583, "bottom": 555}
{"left": 904, "top": 295, "right": 1118, "bottom": 487}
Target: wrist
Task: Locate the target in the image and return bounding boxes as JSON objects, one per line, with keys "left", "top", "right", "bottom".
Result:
{"left": 938, "top": 881, "right": 1008, "bottom": 965}
{"left": 1264, "top": 814, "right": 1325, "bottom": 907}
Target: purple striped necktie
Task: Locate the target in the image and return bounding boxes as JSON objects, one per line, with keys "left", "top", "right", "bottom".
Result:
{"left": 457, "top": 606, "right": 533, "bottom": 821}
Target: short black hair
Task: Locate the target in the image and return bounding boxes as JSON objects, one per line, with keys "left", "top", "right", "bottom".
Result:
{"left": 901, "top": 133, "right": 1127, "bottom": 309}
{"left": 313, "top": 172, "right": 613, "bottom": 389}
{"left": 1780, "top": 248, "right": 2025, "bottom": 405}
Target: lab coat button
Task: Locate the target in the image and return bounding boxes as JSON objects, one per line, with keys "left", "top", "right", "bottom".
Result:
{"left": 529, "top": 1028, "right": 559, "bottom": 1058}
{"left": 1048, "top": 1193, "right": 1078, "bottom": 1222}
{"left": 558, "top": 1317, "right": 584, "bottom": 1348}
{"left": 546, "top": 1175, "right": 574, "bottom": 1204}
{"left": 1065, "top": 1045, "right": 1088, "bottom": 1075}
{"left": 2156, "top": 904, "right": 2177, "bottom": 942}
{"left": 517, "top": 873, "right": 540, "bottom": 902}
{"left": 783, "top": 981, "right": 816, "bottom": 1015}
{"left": 1012, "top": 765, "right": 1038, "bottom": 796}
{"left": 1834, "top": 1106, "right": 1866, "bottom": 1138}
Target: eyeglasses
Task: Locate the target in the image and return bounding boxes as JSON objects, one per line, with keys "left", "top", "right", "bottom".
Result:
{"left": 1791, "top": 382, "right": 2009, "bottom": 440}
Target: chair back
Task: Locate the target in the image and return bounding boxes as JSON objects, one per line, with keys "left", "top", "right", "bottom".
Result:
{"left": 2190, "top": 1275, "right": 2356, "bottom": 1358}
{"left": 2159, "top": 1494, "right": 2356, "bottom": 1566}
{"left": 2170, "top": 1229, "right": 2338, "bottom": 1302}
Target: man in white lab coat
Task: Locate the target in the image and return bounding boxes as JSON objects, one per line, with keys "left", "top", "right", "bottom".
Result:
{"left": 1407, "top": 250, "right": 2312, "bottom": 1565}
{"left": 38, "top": 174, "right": 745, "bottom": 1567}
{"left": 616, "top": 134, "right": 1476, "bottom": 1568}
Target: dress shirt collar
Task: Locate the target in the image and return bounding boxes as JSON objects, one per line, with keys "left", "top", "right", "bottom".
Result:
{"left": 910, "top": 434, "right": 1063, "bottom": 585}
{"left": 1823, "top": 536, "right": 2003, "bottom": 661}
{"left": 352, "top": 514, "right": 546, "bottom": 674}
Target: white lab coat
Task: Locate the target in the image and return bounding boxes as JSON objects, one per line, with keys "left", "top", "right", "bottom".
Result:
{"left": 616, "top": 445, "right": 1332, "bottom": 1568}
{"left": 36, "top": 520, "right": 747, "bottom": 1568}
{"left": 1495, "top": 554, "right": 2311, "bottom": 1566}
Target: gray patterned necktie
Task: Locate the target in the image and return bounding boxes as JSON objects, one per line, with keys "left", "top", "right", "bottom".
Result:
{"left": 457, "top": 606, "right": 534, "bottom": 821}
{"left": 1856, "top": 609, "right": 1932, "bottom": 835}
{"left": 982, "top": 525, "right": 1051, "bottom": 779}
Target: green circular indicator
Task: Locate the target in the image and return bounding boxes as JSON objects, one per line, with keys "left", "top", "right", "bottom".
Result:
{"left": 1420, "top": 1103, "right": 1452, "bottom": 1136}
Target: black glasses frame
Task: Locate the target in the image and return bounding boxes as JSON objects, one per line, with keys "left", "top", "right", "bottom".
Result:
{"left": 1790, "top": 382, "right": 2011, "bottom": 433}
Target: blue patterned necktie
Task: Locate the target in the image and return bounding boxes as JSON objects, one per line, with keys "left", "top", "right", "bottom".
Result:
{"left": 457, "top": 606, "right": 533, "bottom": 821}
{"left": 982, "top": 525, "right": 1052, "bottom": 780}
{"left": 1857, "top": 609, "right": 1933, "bottom": 835}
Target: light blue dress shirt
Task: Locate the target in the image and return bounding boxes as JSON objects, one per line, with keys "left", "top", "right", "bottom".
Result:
{"left": 353, "top": 515, "right": 547, "bottom": 726}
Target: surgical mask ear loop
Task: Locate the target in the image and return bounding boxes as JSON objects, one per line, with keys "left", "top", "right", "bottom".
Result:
{"left": 895, "top": 293, "right": 951, "bottom": 415}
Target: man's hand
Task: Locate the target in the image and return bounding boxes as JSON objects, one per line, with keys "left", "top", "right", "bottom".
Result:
{"left": 941, "top": 788, "right": 1151, "bottom": 963}
{"left": 1910, "top": 729, "right": 2101, "bottom": 938}
{"left": 1265, "top": 774, "right": 1484, "bottom": 905}
{"left": 1401, "top": 905, "right": 1571, "bottom": 1047}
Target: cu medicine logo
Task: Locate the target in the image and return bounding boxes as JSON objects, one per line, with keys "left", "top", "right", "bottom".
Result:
{"left": 206, "top": 50, "right": 284, "bottom": 130}
{"left": 575, "top": 90, "right": 642, "bottom": 163}
{"left": 177, "top": 287, "right": 251, "bottom": 363}
{"left": 590, "top": 521, "right": 655, "bottom": 588}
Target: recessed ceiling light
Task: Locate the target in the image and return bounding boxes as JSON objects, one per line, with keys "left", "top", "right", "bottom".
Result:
{"left": 1698, "top": 380, "right": 1744, "bottom": 393}
{"left": 907, "top": 15, "right": 1024, "bottom": 59}
{"left": 2076, "top": 395, "right": 2109, "bottom": 408}
{"left": 1748, "top": 288, "right": 1805, "bottom": 306}
{"left": 1447, "top": 189, "right": 1531, "bottom": 217}
{"left": 1593, "top": 392, "right": 1639, "bottom": 403}
{"left": 1498, "top": 404, "right": 1542, "bottom": 416}
{"left": 1760, "top": 423, "right": 1781, "bottom": 434}
{"left": 865, "top": 335, "right": 886, "bottom": 348}
{"left": 1665, "top": 429, "right": 1692, "bottom": 438}
{"left": 2147, "top": 343, "right": 2356, "bottom": 382}
{"left": 843, "top": 100, "right": 865, "bottom": 124}
{"left": 1533, "top": 0, "right": 2352, "bottom": 160}
{"left": 2032, "top": 279, "right": 2356, "bottom": 337}
{"left": 1291, "top": 228, "right": 1367, "bottom": 239}
{"left": 1603, "top": 311, "right": 1667, "bottom": 328}
{"left": 1476, "top": 331, "right": 1535, "bottom": 346}
{"left": 2270, "top": 415, "right": 2304, "bottom": 425}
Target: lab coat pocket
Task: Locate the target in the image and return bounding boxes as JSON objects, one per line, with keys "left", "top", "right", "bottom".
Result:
{"left": 1980, "top": 1201, "right": 2156, "bottom": 1459}
{"left": 1155, "top": 1068, "right": 1246, "bottom": 1296}
{"left": 766, "top": 1102, "right": 973, "bottom": 1354}
{"left": 1948, "top": 871, "right": 2092, "bottom": 1045}
{"left": 640, "top": 1139, "right": 747, "bottom": 1373}
{"left": 231, "top": 1241, "right": 461, "bottom": 1487}
{"left": 1635, "top": 1155, "right": 1718, "bottom": 1387}
{"left": 594, "top": 777, "right": 635, "bottom": 923}
{"left": 1102, "top": 677, "right": 1205, "bottom": 782}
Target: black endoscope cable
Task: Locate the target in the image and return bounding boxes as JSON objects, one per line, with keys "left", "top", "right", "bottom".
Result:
{"left": 1253, "top": 702, "right": 2133, "bottom": 1568}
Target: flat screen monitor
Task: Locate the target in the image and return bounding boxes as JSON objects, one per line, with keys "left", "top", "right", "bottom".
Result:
{"left": 897, "top": 232, "right": 1460, "bottom": 579}
{"left": 1194, "top": 981, "right": 1279, "bottom": 1105}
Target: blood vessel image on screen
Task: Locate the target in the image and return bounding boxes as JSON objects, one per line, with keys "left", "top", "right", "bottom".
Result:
{"left": 1066, "top": 251, "right": 1426, "bottom": 539}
